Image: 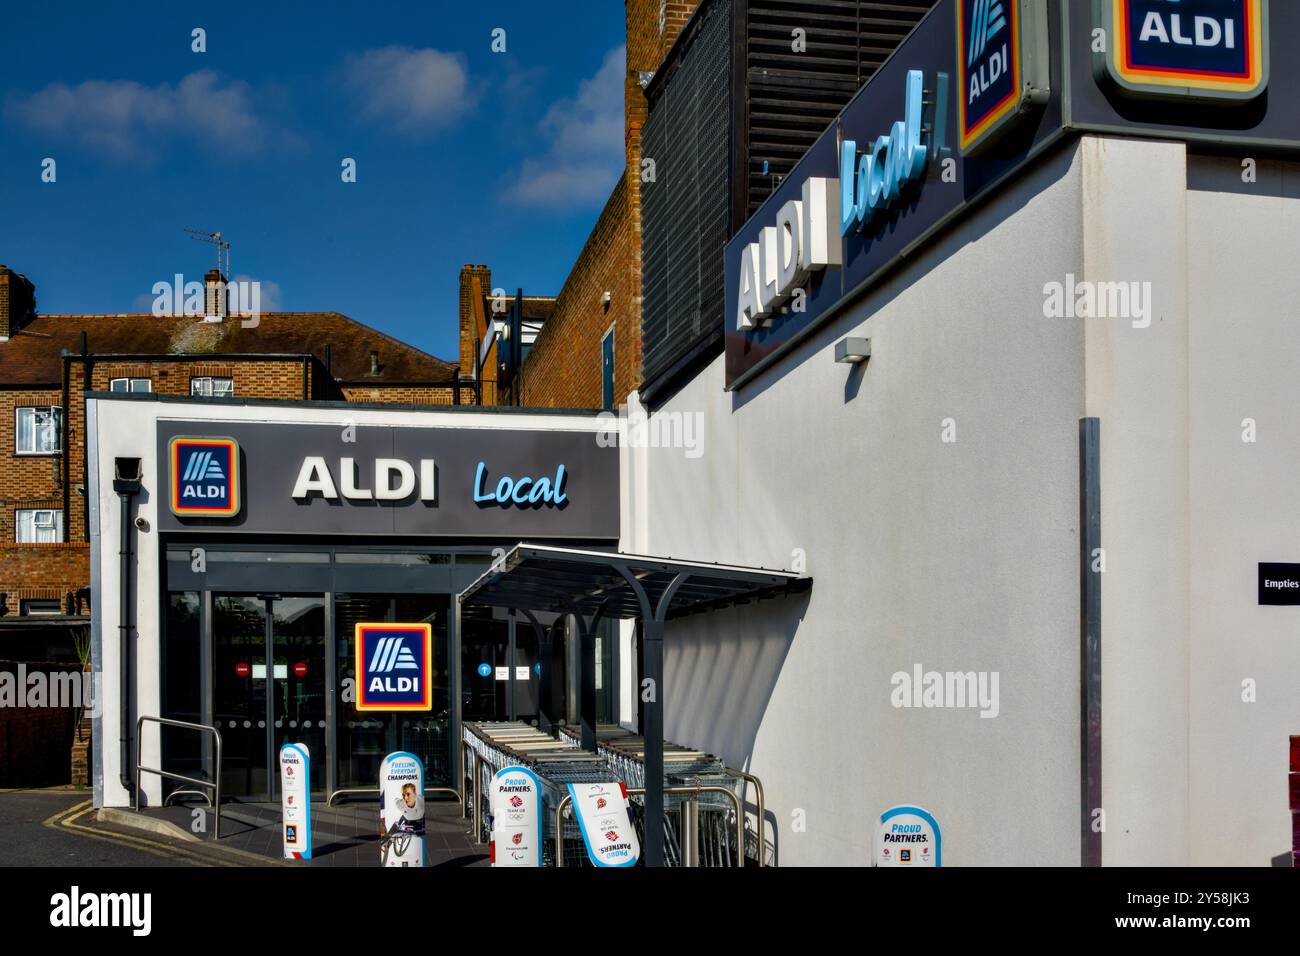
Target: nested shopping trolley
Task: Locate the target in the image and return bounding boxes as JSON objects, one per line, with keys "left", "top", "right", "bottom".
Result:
{"left": 463, "top": 720, "right": 766, "bottom": 866}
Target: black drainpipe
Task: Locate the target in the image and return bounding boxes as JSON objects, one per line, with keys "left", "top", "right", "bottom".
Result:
{"left": 112, "top": 458, "right": 142, "bottom": 795}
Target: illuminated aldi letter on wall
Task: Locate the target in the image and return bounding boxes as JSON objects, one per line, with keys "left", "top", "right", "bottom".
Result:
{"left": 169, "top": 436, "right": 240, "bottom": 518}
{"left": 355, "top": 623, "right": 433, "bottom": 711}
{"left": 957, "top": 0, "right": 1050, "bottom": 155}
{"left": 1096, "top": 0, "right": 1269, "bottom": 102}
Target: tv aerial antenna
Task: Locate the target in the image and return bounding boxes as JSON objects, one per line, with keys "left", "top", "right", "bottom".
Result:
{"left": 184, "top": 228, "right": 231, "bottom": 277}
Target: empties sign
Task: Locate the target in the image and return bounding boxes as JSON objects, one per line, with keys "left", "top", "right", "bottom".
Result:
{"left": 1258, "top": 563, "right": 1300, "bottom": 605}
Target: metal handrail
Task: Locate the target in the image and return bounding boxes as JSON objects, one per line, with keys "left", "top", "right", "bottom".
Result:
{"left": 554, "top": 784, "right": 744, "bottom": 868}
{"left": 730, "top": 767, "right": 766, "bottom": 867}
{"left": 327, "top": 786, "right": 463, "bottom": 808}
{"left": 134, "top": 715, "right": 222, "bottom": 839}
{"left": 163, "top": 788, "right": 213, "bottom": 809}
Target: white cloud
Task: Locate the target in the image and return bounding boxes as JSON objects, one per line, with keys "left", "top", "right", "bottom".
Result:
{"left": 504, "top": 45, "right": 626, "bottom": 209}
{"left": 343, "top": 46, "right": 474, "bottom": 134}
{"left": 5, "top": 70, "right": 269, "bottom": 161}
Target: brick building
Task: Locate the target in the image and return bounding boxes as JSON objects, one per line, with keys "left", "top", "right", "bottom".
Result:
{"left": 456, "top": 264, "right": 557, "bottom": 407}
{"left": 0, "top": 262, "right": 467, "bottom": 659}
{"left": 497, "top": 0, "right": 935, "bottom": 410}
{"left": 483, "top": 1, "right": 699, "bottom": 412}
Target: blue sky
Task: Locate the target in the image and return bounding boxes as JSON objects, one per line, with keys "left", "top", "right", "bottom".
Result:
{"left": 0, "top": 1, "right": 628, "bottom": 361}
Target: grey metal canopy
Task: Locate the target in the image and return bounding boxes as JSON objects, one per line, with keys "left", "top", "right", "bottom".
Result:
{"left": 456, "top": 543, "right": 810, "bottom": 867}
{"left": 458, "top": 543, "right": 808, "bottom": 621}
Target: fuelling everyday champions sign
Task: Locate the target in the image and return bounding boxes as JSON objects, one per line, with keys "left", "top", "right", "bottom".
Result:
{"left": 875, "top": 805, "right": 942, "bottom": 867}
{"left": 491, "top": 766, "right": 543, "bottom": 867}
{"left": 379, "top": 751, "right": 425, "bottom": 867}
{"left": 279, "top": 743, "right": 312, "bottom": 860}
{"left": 567, "top": 782, "right": 639, "bottom": 867}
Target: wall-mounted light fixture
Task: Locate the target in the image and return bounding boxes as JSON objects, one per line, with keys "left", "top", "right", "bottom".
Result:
{"left": 600, "top": 291, "right": 612, "bottom": 310}
{"left": 834, "top": 336, "right": 871, "bottom": 364}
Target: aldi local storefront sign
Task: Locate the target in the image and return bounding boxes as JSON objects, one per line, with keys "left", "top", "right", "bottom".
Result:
{"left": 1096, "top": 0, "right": 1269, "bottom": 101}
{"left": 379, "top": 751, "right": 426, "bottom": 867}
{"left": 875, "top": 805, "right": 942, "bottom": 867}
{"left": 491, "top": 766, "right": 543, "bottom": 867}
{"left": 957, "top": 0, "right": 1049, "bottom": 154}
{"left": 158, "top": 421, "right": 618, "bottom": 538}
{"left": 355, "top": 623, "right": 432, "bottom": 711}
{"left": 567, "top": 781, "right": 639, "bottom": 867}
{"left": 279, "top": 743, "right": 312, "bottom": 860}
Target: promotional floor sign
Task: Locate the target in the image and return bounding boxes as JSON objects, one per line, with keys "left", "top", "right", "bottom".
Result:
{"left": 566, "top": 781, "right": 639, "bottom": 867}
{"left": 491, "top": 766, "right": 543, "bottom": 867}
{"left": 279, "top": 743, "right": 312, "bottom": 860}
{"left": 379, "top": 751, "right": 425, "bottom": 867}
{"left": 875, "top": 805, "right": 941, "bottom": 867}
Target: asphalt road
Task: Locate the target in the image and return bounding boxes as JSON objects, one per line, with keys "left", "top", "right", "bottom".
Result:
{"left": 0, "top": 789, "right": 219, "bottom": 866}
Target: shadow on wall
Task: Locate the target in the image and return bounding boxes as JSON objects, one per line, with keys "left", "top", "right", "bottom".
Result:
{"left": 729, "top": 138, "right": 1083, "bottom": 414}
{"left": 662, "top": 592, "right": 809, "bottom": 865}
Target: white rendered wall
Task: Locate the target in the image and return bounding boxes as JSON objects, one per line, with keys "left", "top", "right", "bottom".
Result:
{"left": 633, "top": 142, "right": 1088, "bottom": 866}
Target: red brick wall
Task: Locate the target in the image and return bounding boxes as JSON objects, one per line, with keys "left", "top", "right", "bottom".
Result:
{"left": 0, "top": 388, "right": 66, "bottom": 557}
{"left": 516, "top": 179, "right": 637, "bottom": 408}
{"left": 339, "top": 384, "right": 474, "bottom": 405}
{"left": 0, "top": 543, "right": 89, "bottom": 616}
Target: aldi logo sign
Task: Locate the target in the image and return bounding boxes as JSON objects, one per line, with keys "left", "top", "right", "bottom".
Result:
{"left": 957, "top": 0, "right": 1049, "bottom": 155}
{"left": 169, "top": 437, "right": 240, "bottom": 517}
{"left": 1097, "top": 0, "right": 1269, "bottom": 101}
{"left": 355, "top": 623, "right": 432, "bottom": 711}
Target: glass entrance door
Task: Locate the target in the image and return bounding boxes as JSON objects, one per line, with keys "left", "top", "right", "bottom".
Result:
{"left": 213, "top": 594, "right": 326, "bottom": 800}
{"left": 270, "top": 596, "right": 327, "bottom": 796}
{"left": 461, "top": 606, "right": 545, "bottom": 725}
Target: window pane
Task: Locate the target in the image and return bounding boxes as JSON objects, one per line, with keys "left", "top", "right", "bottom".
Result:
{"left": 15, "top": 511, "right": 34, "bottom": 543}
{"left": 132, "top": 379, "right": 152, "bottom": 393}
{"left": 213, "top": 378, "right": 233, "bottom": 397}
{"left": 191, "top": 378, "right": 208, "bottom": 396}
{"left": 15, "top": 408, "right": 34, "bottom": 453}
{"left": 110, "top": 379, "right": 128, "bottom": 392}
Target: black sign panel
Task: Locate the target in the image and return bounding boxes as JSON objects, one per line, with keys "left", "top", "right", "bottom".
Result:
{"left": 725, "top": 0, "right": 1063, "bottom": 389}
{"left": 1258, "top": 563, "right": 1300, "bottom": 606}
{"left": 156, "top": 420, "right": 620, "bottom": 539}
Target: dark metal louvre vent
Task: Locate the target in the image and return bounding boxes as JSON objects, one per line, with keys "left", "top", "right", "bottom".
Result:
{"left": 640, "top": 0, "right": 732, "bottom": 391}
{"left": 745, "top": 0, "right": 936, "bottom": 217}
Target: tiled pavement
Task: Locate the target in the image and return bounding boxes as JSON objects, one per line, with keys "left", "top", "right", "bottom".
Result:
{"left": 127, "top": 797, "right": 487, "bottom": 867}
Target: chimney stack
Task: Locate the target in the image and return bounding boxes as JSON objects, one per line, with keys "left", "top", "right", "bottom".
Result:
{"left": 0, "top": 264, "right": 37, "bottom": 341}
{"left": 204, "top": 268, "right": 227, "bottom": 323}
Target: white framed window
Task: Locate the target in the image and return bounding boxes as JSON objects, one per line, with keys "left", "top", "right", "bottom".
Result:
{"left": 110, "top": 377, "right": 152, "bottom": 393}
{"left": 16, "top": 509, "right": 63, "bottom": 544}
{"left": 190, "top": 377, "right": 234, "bottom": 398}
{"left": 15, "top": 406, "right": 62, "bottom": 455}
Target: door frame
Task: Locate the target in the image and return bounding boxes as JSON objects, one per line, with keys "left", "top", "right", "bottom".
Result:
{"left": 208, "top": 590, "right": 331, "bottom": 802}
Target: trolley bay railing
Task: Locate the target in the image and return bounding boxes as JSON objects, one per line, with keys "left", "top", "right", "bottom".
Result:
{"left": 557, "top": 722, "right": 764, "bottom": 865}
{"left": 464, "top": 720, "right": 763, "bottom": 866}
